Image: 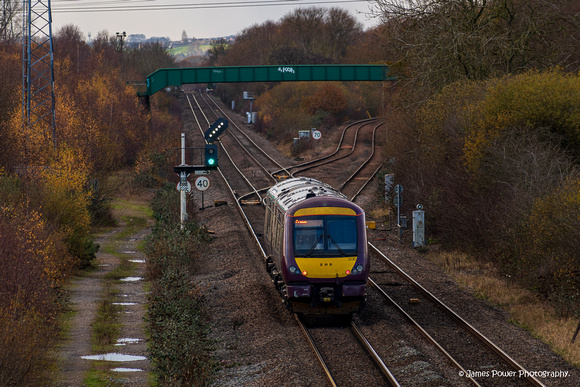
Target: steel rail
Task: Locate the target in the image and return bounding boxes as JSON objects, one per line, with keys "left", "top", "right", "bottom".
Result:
{"left": 271, "top": 118, "right": 377, "bottom": 176}
{"left": 368, "top": 278, "right": 481, "bottom": 386}
{"left": 350, "top": 321, "right": 401, "bottom": 387}
{"left": 187, "top": 94, "right": 263, "bottom": 201}
{"left": 292, "top": 120, "right": 372, "bottom": 176}
{"left": 203, "top": 93, "right": 294, "bottom": 179}
{"left": 349, "top": 163, "right": 383, "bottom": 202}
{"left": 338, "top": 122, "right": 383, "bottom": 192}
{"left": 186, "top": 93, "right": 267, "bottom": 259}
{"left": 294, "top": 314, "right": 338, "bottom": 387}
{"left": 368, "top": 243, "right": 546, "bottom": 387}
{"left": 193, "top": 93, "right": 337, "bottom": 384}
{"left": 198, "top": 93, "right": 280, "bottom": 183}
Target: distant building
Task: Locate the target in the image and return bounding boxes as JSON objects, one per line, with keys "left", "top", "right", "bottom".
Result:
{"left": 127, "top": 34, "right": 146, "bottom": 44}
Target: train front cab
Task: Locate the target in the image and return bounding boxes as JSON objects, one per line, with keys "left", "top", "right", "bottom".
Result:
{"left": 284, "top": 198, "right": 368, "bottom": 315}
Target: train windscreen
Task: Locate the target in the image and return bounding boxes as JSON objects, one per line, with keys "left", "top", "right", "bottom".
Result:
{"left": 293, "top": 216, "right": 357, "bottom": 257}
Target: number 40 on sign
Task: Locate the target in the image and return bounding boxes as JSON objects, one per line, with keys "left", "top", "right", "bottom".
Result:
{"left": 195, "top": 176, "right": 210, "bottom": 191}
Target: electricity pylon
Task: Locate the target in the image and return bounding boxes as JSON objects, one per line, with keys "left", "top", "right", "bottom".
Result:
{"left": 22, "top": 0, "right": 56, "bottom": 151}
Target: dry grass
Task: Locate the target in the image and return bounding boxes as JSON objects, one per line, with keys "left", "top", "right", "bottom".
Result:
{"left": 428, "top": 251, "right": 580, "bottom": 368}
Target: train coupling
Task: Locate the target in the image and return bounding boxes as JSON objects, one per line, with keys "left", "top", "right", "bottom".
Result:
{"left": 319, "top": 287, "right": 335, "bottom": 303}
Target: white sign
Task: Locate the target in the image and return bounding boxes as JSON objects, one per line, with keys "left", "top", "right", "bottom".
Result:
{"left": 312, "top": 130, "right": 322, "bottom": 140}
{"left": 177, "top": 181, "right": 191, "bottom": 193}
{"left": 195, "top": 176, "right": 210, "bottom": 191}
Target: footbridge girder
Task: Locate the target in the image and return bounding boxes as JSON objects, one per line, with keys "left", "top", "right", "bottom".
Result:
{"left": 145, "top": 64, "right": 394, "bottom": 96}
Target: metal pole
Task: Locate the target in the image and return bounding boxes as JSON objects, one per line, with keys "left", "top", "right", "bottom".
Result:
{"left": 397, "top": 191, "right": 401, "bottom": 243}
{"left": 180, "top": 133, "right": 186, "bottom": 230}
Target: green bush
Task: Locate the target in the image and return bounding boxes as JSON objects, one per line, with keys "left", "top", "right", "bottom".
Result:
{"left": 144, "top": 183, "right": 214, "bottom": 385}
{"left": 385, "top": 69, "right": 580, "bottom": 313}
{"left": 147, "top": 269, "right": 213, "bottom": 385}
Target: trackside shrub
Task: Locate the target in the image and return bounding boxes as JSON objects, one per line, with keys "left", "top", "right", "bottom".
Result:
{"left": 36, "top": 150, "right": 98, "bottom": 267}
{"left": 144, "top": 184, "right": 214, "bottom": 385}
{"left": 147, "top": 269, "right": 213, "bottom": 385}
{"left": 385, "top": 69, "right": 580, "bottom": 314}
{"left": 0, "top": 192, "right": 72, "bottom": 385}
{"left": 520, "top": 178, "right": 580, "bottom": 315}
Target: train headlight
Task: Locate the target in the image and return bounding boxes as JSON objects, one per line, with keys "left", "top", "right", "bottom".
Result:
{"left": 289, "top": 266, "right": 299, "bottom": 275}
{"left": 350, "top": 264, "right": 364, "bottom": 275}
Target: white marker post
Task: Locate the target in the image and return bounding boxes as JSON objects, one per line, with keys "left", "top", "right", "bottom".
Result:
{"left": 180, "top": 133, "right": 187, "bottom": 229}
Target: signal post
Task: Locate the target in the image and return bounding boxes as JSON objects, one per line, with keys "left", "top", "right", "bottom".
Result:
{"left": 175, "top": 118, "right": 228, "bottom": 229}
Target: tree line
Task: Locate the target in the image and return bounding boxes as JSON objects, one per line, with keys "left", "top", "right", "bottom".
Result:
{"left": 1, "top": 1, "right": 579, "bottom": 382}
{"left": 0, "top": 24, "right": 177, "bottom": 383}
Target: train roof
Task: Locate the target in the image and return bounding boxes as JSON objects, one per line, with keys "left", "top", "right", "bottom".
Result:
{"left": 266, "top": 177, "right": 348, "bottom": 211}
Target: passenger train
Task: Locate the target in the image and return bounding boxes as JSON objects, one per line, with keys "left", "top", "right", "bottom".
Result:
{"left": 263, "top": 177, "right": 369, "bottom": 315}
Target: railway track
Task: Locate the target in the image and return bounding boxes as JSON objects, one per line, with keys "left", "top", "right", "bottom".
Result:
{"left": 181, "top": 90, "right": 551, "bottom": 386}
{"left": 367, "top": 245, "right": 545, "bottom": 387}
{"left": 184, "top": 91, "right": 399, "bottom": 385}
{"left": 295, "top": 315, "right": 400, "bottom": 386}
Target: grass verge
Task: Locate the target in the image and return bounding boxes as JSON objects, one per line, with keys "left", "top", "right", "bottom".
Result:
{"left": 427, "top": 250, "right": 580, "bottom": 369}
{"left": 144, "top": 184, "right": 214, "bottom": 385}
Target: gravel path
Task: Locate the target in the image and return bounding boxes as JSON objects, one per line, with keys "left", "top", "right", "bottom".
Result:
{"left": 56, "top": 205, "right": 152, "bottom": 386}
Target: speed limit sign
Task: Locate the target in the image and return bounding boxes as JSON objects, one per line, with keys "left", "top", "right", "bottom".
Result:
{"left": 312, "top": 130, "right": 322, "bottom": 140}
{"left": 195, "top": 176, "right": 210, "bottom": 191}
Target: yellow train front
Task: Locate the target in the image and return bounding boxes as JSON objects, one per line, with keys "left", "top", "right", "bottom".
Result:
{"left": 264, "top": 177, "right": 369, "bottom": 315}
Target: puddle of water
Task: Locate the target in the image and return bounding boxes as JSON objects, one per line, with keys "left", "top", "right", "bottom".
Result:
{"left": 112, "top": 367, "right": 143, "bottom": 372}
{"left": 117, "top": 338, "right": 142, "bottom": 344}
{"left": 112, "top": 302, "right": 138, "bottom": 306}
{"left": 120, "top": 277, "right": 143, "bottom": 282}
{"left": 81, "top": 353, "right": 147, "bottom": 362}
{"left": 129, "top": 259, "right": 145, "bottom": 263}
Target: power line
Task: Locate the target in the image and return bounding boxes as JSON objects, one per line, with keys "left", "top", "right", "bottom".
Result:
{"left": 52, "top": 0, "right": 369, "bottom": 13}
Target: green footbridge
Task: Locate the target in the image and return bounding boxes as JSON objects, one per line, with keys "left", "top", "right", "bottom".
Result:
{"left": 144, "top": 64, "right": 394, "bottom": 95}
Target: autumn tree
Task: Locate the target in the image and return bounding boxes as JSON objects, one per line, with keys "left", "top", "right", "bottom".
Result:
{"left": 213, "top": 7, "right": 363, "bottom": 67}
{"left": 370, "top": 0, "right": 580, "bottom": 93}
{"left": 0, "top": 41, "right": 20, "bottom": 169}
{"left": 383, "top": 70, "right": 580, "bottom": 312}
{"left": 207, "top": 38, "right": 228, "bottom": 66}
{"left": 0, "top": 0, "right": 19, "bottom": 41}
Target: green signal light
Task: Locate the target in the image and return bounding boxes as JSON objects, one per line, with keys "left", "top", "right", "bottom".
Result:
{"left": 204, "top": 144, "right": 218, "bottom": 168}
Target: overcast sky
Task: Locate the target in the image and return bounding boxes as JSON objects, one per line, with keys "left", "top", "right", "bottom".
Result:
{"left": 51, "top": 0, "right": 380, "bottom": 41}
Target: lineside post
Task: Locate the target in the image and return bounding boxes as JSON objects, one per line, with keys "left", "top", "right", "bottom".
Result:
{"left": 180, "top": 133, "right": 187, "bottom": 229}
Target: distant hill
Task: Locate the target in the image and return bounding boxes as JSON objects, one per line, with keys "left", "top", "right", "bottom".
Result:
{"left": 169, "top": 36, "right": 236, "bottom": 60}
{"left": 169, "top": 39, "right": 213, "bottom": 59}
{"left": 123, "top": 34, "right": 235, "bottom": 62}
